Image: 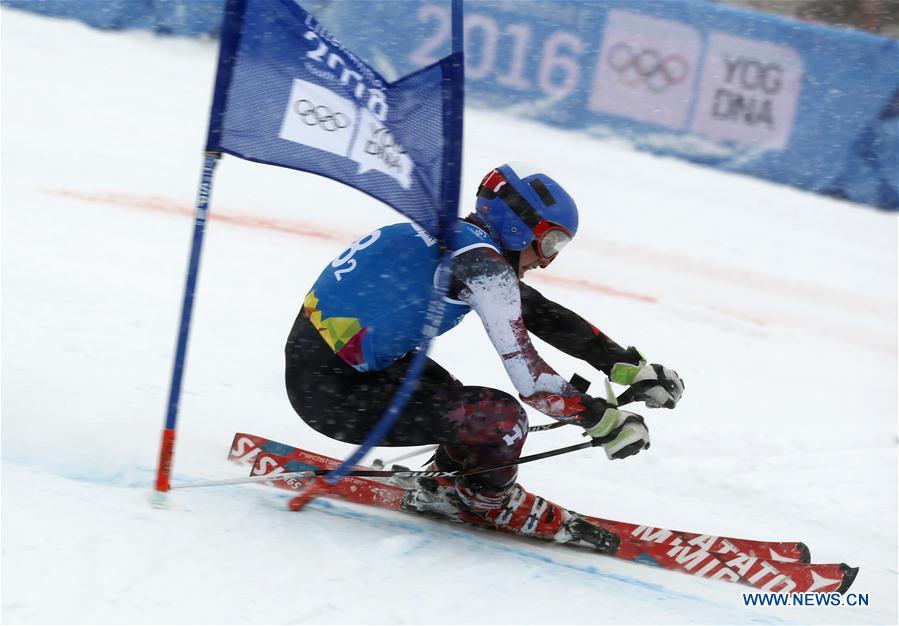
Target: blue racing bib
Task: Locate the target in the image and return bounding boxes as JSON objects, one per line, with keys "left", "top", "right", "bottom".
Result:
{"left": 304, "top": 220, "right": 499, "bottom": 371}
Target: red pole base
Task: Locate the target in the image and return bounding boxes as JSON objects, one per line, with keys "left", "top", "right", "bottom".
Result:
{"left": 155, "top": 428, "right": 176, "bottom": 492}
{"left": 288, "top": 477, "right": 329, "bottom": 511}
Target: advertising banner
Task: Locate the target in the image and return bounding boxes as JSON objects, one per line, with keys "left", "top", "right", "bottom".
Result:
{"left": 692, "top": 32, "right": 804, "bottom": 150}
{"left": 321, "top": 0, "right": 897, "bottom": 210}
{"left": 10, "top": 0, "right": 897, "bottom": 209}
{"left": 589, "top": 10, "right": 700, "bottom": 131}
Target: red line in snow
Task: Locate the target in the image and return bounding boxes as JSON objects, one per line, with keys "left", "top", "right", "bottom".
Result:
{"left": 533, "top": 275, "right": 658, "bottom": 304}
{"left": 42, "top": 188, "right": 898, "bottom": 354}
{"left": 46, "top": 189, "right": 659, "bottom": 305}
{"left": 47, "top": 189, "right": 347, "bottom": 243}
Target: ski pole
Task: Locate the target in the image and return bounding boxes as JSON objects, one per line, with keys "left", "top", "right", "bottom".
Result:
{"left": 372, "top": 446, "right": 439, "bottom": 467}
{"left": 173, "top": 436, "right": 604, "bottom": 490}
{"left": 174, "top": 378, "right": 637, "bottom": 490}
{"left": 372, "top": 379, "right": 630, "bottom": 466}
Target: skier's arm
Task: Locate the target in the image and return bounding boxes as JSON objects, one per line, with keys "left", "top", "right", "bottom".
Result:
{"left": 518, "top": 281, "right": 640, "bottom": 375}
{"left": 451, "top": 248, "right": 584, "bottom": 418}
{"left": 519, "top": 282, "right": 685, "bottom": 409}
{"left": 451, "top": 248, "right": 653, "bottom": 459}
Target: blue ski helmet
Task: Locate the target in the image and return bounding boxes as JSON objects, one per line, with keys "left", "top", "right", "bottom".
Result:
{"left": 474, "top": 162, "right": 578, "bottom": 259}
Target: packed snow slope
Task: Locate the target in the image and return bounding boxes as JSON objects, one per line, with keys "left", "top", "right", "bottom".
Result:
{"left": 2, "top": 8, "right": 897, "bottom": 625}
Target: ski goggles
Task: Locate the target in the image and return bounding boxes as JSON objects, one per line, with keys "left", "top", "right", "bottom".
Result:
{"left": 477, "top": 169, "right": 574, "bottom": 263}
{"left": 531, "top": 220, "right": 573, "bottom": 264}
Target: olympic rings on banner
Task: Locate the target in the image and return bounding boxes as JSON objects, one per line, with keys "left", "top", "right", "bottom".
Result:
{"left": 292, "top": 99, "right": 351, "bottom": 131}
{"left": 607, "top": 43, "right": 688, "bottom": 94}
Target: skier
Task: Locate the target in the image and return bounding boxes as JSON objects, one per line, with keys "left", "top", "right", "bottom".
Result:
{"left": 285, "top": 162, "right": 683, "bottom": 545}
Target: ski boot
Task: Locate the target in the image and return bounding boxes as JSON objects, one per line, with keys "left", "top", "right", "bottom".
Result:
{"left": 370, "top": 459, "right": 418, "bottom": 489}
{"left": 402, "top": 476, "right": 620, "bottom": 555}
{"left": 400, "top": 474, "right": 470, "bottom": 521}
{"left": 482, "top": 484, "right": 620, "bottom": 554}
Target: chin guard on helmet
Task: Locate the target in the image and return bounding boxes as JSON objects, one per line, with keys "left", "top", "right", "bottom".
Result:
{"left": 474, "top": 163, "right": 578, "bottom": 263}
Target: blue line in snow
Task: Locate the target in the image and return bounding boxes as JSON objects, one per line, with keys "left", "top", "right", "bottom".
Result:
{"left": 306, "top": 499, "right": 790, "bottom": 623}
{"left": 307, "top": 498, "right": 661, "bottom": 591}
{"left": 3, "top": 459, "right": 792, "bottom": 624}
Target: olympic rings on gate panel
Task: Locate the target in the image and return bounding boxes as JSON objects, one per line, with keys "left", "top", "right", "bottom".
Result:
{"left": 607, "top": 43, "right": 688, "bottom": 94}
{"left": 292, "top": 99, "right": 351, "bottom": 131}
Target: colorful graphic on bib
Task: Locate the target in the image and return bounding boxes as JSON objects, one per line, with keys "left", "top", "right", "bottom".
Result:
{"left": 303, "top": 290, "right": 367, "bottom": 369}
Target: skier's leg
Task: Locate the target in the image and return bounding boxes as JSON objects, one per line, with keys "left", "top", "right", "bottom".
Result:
{"left": 285, "top": 314, "right": 527, "bottom": 475}
{"left": 284, "top": 312, "right": 462, "bottom": 446}
{"left": 286, "top": 313, "right": 530, "bottom": 510}
{"left": 285, "top": 317, "right": 617, "bottom": 546}
{"left": 432, "top": 386, "right": 528, "bottom": 511}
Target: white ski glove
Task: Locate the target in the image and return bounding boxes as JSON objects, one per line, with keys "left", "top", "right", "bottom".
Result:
{"left": 579, "top": 398, "right": 651, "bottom": 460}
{"left": 611, "top": 361, "right": 684, "bottom": 409}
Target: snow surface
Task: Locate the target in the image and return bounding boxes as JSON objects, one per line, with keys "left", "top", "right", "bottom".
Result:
{"left": 2, "top": 7, "right": 897, "bottom": 625}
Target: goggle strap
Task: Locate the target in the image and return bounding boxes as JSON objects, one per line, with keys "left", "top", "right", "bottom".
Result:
{"left": 497, "top": 185, "right": 542, "bottom": 230}
{"left": 476, "top": 185, "right": 497, "bottom": 200}
{"left": 476, "top": 170, "right": 506, "bottom": 200}
{"left": 529, "top": 178, "right": 556, "bottom": 207}
{"left": 476, "top": 168, "right": 551, "bottom": 234}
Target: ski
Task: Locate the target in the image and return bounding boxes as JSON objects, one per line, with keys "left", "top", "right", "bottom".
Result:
{"left": 227, "top": 432, "right": 807, "bottom": 560}
{"left": 227, "top": 433, "right": 857, "bottom": 593}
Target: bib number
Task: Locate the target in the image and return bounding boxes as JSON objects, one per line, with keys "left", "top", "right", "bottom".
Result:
{"left": 332, "top": 229, "right": 382, "bottom": 281}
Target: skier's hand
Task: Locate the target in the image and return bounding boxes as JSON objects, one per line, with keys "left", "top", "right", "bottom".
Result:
{"left": 612, "top": 362, "right": 684, "bottom": 409}
{"left": 578, "top": 397, "right": 650, "bottom": 460}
